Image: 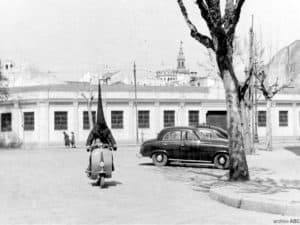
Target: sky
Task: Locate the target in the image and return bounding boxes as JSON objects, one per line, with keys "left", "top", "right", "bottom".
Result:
{"left": 0, "top": 0, "right": 300, "bottom": 81}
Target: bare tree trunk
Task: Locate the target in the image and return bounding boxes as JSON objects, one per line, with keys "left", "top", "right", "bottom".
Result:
{"left": 266, "top": 98, "right": 273, "bottom": 151}
{"left": 223, "top": 71, "right": 250, "bottom": 181}
{"left": 248, "top": 105, "right": 254, "bottom": 154}
{"left": 241, "top": 102, "right": 252, "bottom": 154}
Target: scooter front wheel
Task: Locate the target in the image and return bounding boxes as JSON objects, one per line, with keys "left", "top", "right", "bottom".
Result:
{"left": 99, "top": 175, "right": 105, "bottom": 188}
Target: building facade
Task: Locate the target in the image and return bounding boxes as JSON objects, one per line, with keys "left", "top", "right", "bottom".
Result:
{"left": 1, "top": 83, "right": 300, "bottom": 147}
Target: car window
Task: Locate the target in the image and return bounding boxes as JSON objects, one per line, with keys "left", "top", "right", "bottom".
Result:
{"left": 182, "top": 130, "right": 199, "bottom": 141}
{"left": 197, "top": 128, "right": 218, "bottom": 140}
{"left": 162, "top": 131, "right": 181, "bottom": 141}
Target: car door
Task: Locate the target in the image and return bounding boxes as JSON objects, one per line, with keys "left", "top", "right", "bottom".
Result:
{"left": 160, "top": 130, "right": 182, "bottom": 159}
{"left": 197, "top": 128, "right": 225, "bottom": 161}
{"left": 181, "top": 129, "right": 202, "bottom": 160}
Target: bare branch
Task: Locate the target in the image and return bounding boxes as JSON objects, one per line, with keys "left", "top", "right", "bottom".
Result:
{"left": 195, "top": 0, "right": 221, "bottom": 30}
{"left": 195, "top": 0, "right": 212, "bottom": 27}
{"left": 177, "top": 0, "right": 215, "bottom": 51}
{"left": 81, "top": 93, "right": 88, "bottom": 100}
{"left": 240, "top": 66, "right": 254, "bottom": 96}
{"left": 255, "top": 71, "right": 270, "bottom": 98}
{"left": 270, "top": 78, "right": 294, "bottom": 97}
{"left": 223, "top": 0, "right": 245, "bottom": 39}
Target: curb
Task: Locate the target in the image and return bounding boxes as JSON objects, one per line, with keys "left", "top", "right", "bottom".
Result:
{"left": 209, "top": 186, "right": 300, "bottom": 217}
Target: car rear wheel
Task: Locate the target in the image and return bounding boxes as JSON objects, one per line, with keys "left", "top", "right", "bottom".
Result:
{"left": 152, "top": 152, "right": 168, "bottom": 166}
{"left": 214, "top": 154, "right": 229, "bottom": 169}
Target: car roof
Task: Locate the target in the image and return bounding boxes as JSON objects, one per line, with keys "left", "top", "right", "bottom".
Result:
{"left": 157, "top": 126, "right": 198, "bottom": 139}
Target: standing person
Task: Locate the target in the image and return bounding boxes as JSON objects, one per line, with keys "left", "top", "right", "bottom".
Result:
{"left": 63, "top": 131, "right": 70, "bottom": 148}
{"left": 70, "top": 132, "right": 76, "bottom": 148}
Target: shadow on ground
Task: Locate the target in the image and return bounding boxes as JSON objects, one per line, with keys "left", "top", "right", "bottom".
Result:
{"left": 285, "top": 146, "right": 300, "bottom": 156}
{"left": 139, "top": 162, "right": 228, "bottom": 193}
{"left": 233, "top": 178, "right": 300, "bottom": 195}
{"left": 138, "top": 162, "right": 216, "bottom": 169}
{"left": 90, "top": 180, "right": 122, "bottom": 189}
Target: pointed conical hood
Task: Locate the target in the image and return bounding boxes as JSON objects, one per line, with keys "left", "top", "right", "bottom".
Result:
{"left": 96, "top": 80, "right": 107, "bottom": 128}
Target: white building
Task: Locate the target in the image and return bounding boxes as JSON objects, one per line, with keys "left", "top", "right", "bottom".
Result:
{"left": 0, "top": 82, "right": 300, "bottom": 147}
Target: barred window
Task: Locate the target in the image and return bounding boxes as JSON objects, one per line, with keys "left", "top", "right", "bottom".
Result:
{"left": 138, "top": 110, "right": 150, "bottom": 128}
{"left": 1, "top": 113, "right": 12, "bottom": 132}
{"left": 111, "top": 111, "right": 123, "bottom": 129}
{"left": 83, "top": 111, "right": 96, "bottom": 130}
{"left": 54, "top": 111, "right": 68, "bottom": 130}
{"left": 188, "top": 110, "right": 199, "bottom": 127}
{"left": 257, "top": 111, "right": 266, "bottom": 127}
{"left": 24, "top": 112, "right": 34, "bottom": 131}
{"left": 279, "top": 111, "right": 288, "bottom": 127}
{"left": 164, "top": 110, "right": 175, "bottom": 128}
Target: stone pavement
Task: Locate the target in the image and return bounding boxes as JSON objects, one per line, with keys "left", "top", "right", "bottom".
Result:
{"left": 0, "top": 146, "right": 290, "bottom": 224}
{"left": 209, "top": 144, "right": 300, "bottom": 217}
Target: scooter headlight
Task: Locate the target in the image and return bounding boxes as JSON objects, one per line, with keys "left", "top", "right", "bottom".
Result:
{"left": 99, "top": 161, "right": 105, "bottom": 167}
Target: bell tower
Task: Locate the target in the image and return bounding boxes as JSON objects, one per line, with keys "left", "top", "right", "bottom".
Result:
{"left": 177, "top": 41, "right": 186, "bottom": 71}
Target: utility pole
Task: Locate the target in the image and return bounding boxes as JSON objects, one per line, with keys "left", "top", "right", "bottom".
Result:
{"left": 252, "top": 15, "right": 259, "bottom": 143}
{"left": 249, "top": 15, "right": 259, "bottom": 144}
{"left": 133, "top": 62, "right": 139, "bottom": 144}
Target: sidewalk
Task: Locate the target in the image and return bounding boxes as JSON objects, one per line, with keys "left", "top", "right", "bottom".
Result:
{"left": 209, "top": 144, "right": 300, "bottom": 216}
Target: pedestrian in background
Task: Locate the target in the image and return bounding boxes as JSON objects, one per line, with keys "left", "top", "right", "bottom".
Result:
{"left": 70, "top": 132, "right": 76, "bottom": 148}
{"left": 63, "top": 131, "right": 70, "bottom": 148}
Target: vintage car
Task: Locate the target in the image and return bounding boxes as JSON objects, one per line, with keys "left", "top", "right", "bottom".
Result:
{"left": 139, "top": 126, "right": 229, "bottom": 169}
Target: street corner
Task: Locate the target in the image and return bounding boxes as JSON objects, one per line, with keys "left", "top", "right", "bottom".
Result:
{"left": 209, "top": 181, "right": 300, "bottom": 217}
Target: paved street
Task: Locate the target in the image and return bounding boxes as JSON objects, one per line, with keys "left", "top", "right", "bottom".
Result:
{"left": 0, "top": 146, "right": 290, "bottom": 224}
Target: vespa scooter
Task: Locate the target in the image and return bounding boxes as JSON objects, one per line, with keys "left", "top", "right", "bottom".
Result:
{"left": 85, "top": 144, "right": 114, "bottom": 188}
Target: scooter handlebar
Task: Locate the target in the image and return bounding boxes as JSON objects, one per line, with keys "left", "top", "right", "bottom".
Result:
{"left": 87, "top": 144, "right": 117, "bottom": 152}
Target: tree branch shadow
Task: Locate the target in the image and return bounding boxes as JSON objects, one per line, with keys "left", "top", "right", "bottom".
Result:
{"left": 235, "top": 178, "right": 300, "bottom": 195}
{"left": 190, "top": 170, "right": 229, "bottom": 193}
{"left": 285, "top": 146, "right": 300, "bottom": 156}
{"left": 191, "top": 166, "right": 300, "bottom": 195}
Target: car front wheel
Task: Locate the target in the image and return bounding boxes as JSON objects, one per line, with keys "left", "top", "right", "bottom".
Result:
{"left": 152, "top": 152, "right": 168, "bottom": 166}
{"left": 214, "top": 154, "right": 229, "bottom": 169}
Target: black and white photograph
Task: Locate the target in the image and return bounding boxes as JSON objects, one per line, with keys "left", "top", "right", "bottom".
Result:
{"left": 0, "top": 0, "right": 300, "bottom": 224}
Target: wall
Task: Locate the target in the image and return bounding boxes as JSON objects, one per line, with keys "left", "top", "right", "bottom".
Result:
{"left": 2, "top": 85, "right": 300, "bottom": 147}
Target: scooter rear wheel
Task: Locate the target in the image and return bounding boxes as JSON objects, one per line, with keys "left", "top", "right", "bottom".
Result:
{"left": 99, "top": 176, "right": 105, "bottom": 188}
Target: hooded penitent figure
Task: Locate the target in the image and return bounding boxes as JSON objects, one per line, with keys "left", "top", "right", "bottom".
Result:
{"left": 86, "top": 81, "right": 117, "bottom": 150}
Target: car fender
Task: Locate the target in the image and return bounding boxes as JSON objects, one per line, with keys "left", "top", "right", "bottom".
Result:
{"left": 151, "top": 149, "right": 169, "bottom": 157}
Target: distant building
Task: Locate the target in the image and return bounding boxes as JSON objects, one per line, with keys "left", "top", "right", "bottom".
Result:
{"left": 156, "top": 42, "right": 198, "bottom": 85}
{"left": 0, "top": 59, "right": 63, "bottom": 87}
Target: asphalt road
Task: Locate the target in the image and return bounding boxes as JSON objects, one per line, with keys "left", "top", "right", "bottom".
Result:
{"left": 0, "top": 146, "right": 288, "bottom": 224}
